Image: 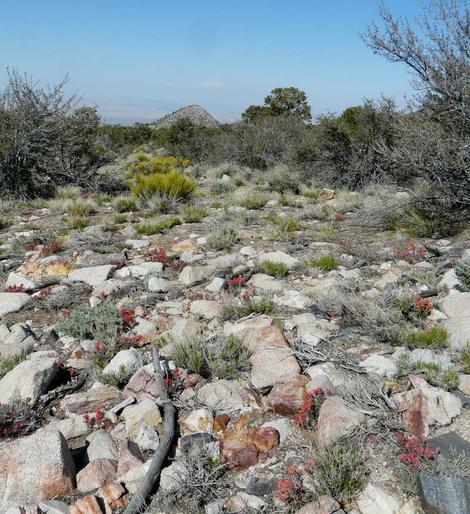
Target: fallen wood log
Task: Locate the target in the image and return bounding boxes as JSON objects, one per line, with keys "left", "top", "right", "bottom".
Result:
{"left": 123, "top": 347, "right": 176, "bottom": 514}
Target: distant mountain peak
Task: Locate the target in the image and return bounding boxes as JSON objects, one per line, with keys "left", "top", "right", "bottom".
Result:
{"left": 153, "top": 105, "right": 219, "bottom": 128}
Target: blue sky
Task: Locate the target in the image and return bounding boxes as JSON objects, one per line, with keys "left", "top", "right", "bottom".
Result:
{"left": 0, "top": 0, "right": 424, "bottom": 124}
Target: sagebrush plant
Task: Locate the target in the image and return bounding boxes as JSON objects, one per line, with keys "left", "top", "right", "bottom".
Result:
{"left": 130, "top": 170, "right": 196, "bottom": 200}
{"left": 455, "top": 259, "right": 470, "bottom": 290}
{"left": 209, "top": 180, "right": 235, "bottom": 194}
{"left": 316, "top": 279, "right": 405, "bottom": 344}
{"left": 172, "top": 335, "right": 251, "bottom": 379}
{"left": 57, "top": 301, "right": 123, "bottom": 343}
{"left": 259, "top": 260, "right": 289, "bottom": 278}
{"left": 276, "top": 438, "right": 368, "bottom": 508}
{"left": 157, "top": 449, "right": 229, "bottom": 513}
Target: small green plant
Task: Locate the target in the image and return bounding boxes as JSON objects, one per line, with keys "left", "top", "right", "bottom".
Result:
{"left": 460, "top": 347, "right": 470, "bottom": 373}
{"left": 0, "top": 354, "right": 26, "bottom": 379}
{"left": 259, "top": 260, "right": 289, "bottom": 278}
{"left": 211, "top": 201, "right": 222, "bottom": 208}
{"left": 276, "top": 216, "right": 299, "bottom": 233}
{"left": 127, "top": 154, "right": 191, "bottom": 176}
{"left": 98, "top": 365, "right": 135, "bottom": 388}
{"left": 207, "top": 226, "right": 238, "bottom": 251}
{"left": 220, "top": 297, "right": 275, "bottom": 321}
{"left": 233, "top": 177, "right": 244, "bottom": 186}
{"left": 210, "top": 180, "right": 235, "bottom": 194}
{"left": 57, "top": 302, "right": 123, "bottom": 343}
{"left": 313, "top": 223, "right": 339, "bottom": 242}
{"left": 312, "top": 255, "right": 339, "bottom": 272}
{"left": 112, "top": 214, "right": 128, "bottom": 224}
{"left": 56, "top": 186, "right": 81, "bottom": 200}
{"left": 396, "top": 355, "right": 459, "bottom": 390}
{"left": 404, "top": 326, "right": 449, "bottom": 350}
{"left": 131, "top": 170, "right": 196, "bottom": 200}
{"left": 65, "top": 215, "right": 90, "bottom": 231}
{"left": 114, "top": 196, "right": 137, "bottom": 213}
{"left": 455, "top": 260, "right": 470, "bottom": 290}
{"left": 0, "top": 217, "right": 12, "bottom": 230}
{"left": 181, "top": 206, "right": 208, "bottom": 223}
{"left": 172, "top": 335, "right": 251, "bottom": 379}
{"left": 303, "top": 189, "right": 321, "bottom": 200}
{"left": 136, "top": 216, "right": 182, "bottom": 235}
{"left": 66, "top": 201, "right": 95, "bottom": 216}
{"left": 239, "top": 195, "right": 268, "bottom": 210}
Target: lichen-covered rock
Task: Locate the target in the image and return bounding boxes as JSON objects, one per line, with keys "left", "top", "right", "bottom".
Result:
{"left": 0, "top": 429, "right": 76, "bottom": 511}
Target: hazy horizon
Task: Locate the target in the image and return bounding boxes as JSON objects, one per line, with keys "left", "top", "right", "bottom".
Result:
{"left": 0, "top": 0, "right": 424, "bottom": 125}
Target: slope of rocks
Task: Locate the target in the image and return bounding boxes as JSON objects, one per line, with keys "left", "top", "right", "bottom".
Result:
{"left": 0, "top": 180, "right": 469, "bottom": 514}
{"left": 153, "top": 104, "right": 219, "bottom": 128}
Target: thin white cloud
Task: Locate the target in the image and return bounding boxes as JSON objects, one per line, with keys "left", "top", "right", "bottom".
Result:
{"left": 196, "top": 80, "right": 224, "bottom": 89}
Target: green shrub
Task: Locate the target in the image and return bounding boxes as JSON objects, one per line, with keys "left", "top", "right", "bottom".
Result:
{"left": 456, "top": 260, "right": 470, "bottom": 290}
{"left": 0, "top": 354, "right": 26, "bottom": 379}
{"left": 313, "top": 255, "right": 339, "bottom": 271}
{"left": 65, "top": 201, "right": 96, "bottom": 217}
{"left": 114, "top": 196, "right": 137, "bottom": 212}
{"left": 220, "top": 297, "right": 275, "bottom": 321}
{"left": 0, "top": 217, "right": 12, "bottom": 230}
{"left": 460, "top": 348, "right": 470, "bottom": 373}
{"left": 57, "top": 301, "right": 123, "bottom": 343}
{"left": 270, "top": 215, "right": 300, "bottom": 234}
{"left": 303, "top": 189, "right": 321, "bottom": 200}
{"left": 396, "top": 355, "right": 459, "bottom": 390}
{"left": 136, "top": 216, "right": 181, "bottom": 235}
{"left": 182, "top": 206, "right": 208, "bottom": 223}
{"left": 239, "top": 195, "right": 268, "bottom": 210}
{"left": 126, "top": 154, "right": 191, "bottom": 176}
{"left": 130, "top": 170, "right": 196, "bottom": 200}
{"left": 112, "top": 214, "right": 127, "bottom": 224}
{"left": 265, "top": 164, "right": 301, "bottom": 194}
{"left": 172, "top": 335, "right": 251, "bottom": 379}
{"left": 404, "top": 326, "right": 448, "bottom": 350}
{"left": 98, "top": 365, "right": 135, "bottom": 388}
{"left": 65, "top": 215, "right": 90, "bottom": 231}
{"left": 56, "top": 186, "right": 81, "bottom": 200}
{"left": 259, "top": 260, "right": 289, "bottom": 278}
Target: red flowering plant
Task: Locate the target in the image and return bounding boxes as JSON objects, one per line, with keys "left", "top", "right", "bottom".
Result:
{"left": 227, "top": 275, "right": 245, "bottom": 292}
{"left": 395, "top": 293, "right": 432, "bottom": 321}
{"left": 4, "top": 284, "right": 26, "bottom": 293}
{"left": 172, "top": 259, "right": 188, "bottom": 272}
{"left": 395, "top": 432, "right": 439, "bottom": 468}
{"left": 83, "top": 407, "right": 109, "bottom": 429}
{"left": 120, "top": 307, "right": 136, "bottom": 327}
{"left": 149, "top": 248, "right": 169, "bottom": 264}
{"left": 292, "top": 387, "right": 332, "bottom": 428}
{"left": 0, "top": 404, "right": 43, "bottom": 438}
{"left": 396, "top": 243, "right": 428, "bottom": 263}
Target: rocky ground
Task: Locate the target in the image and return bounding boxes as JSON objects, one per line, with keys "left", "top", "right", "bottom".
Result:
{"left": 0, "top": 173, "right": 469, "bottom": 514}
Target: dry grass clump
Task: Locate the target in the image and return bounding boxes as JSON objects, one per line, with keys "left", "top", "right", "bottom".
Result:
{"left": 315, "top": 279, "right": 405, "bottom": 343}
